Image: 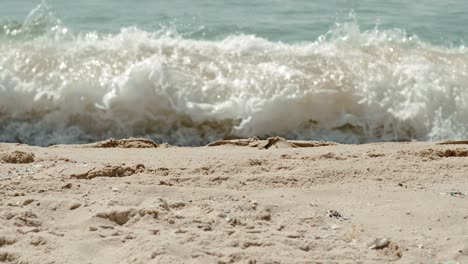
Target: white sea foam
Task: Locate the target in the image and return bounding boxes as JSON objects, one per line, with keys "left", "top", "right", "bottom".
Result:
{"left": 1, "top": 7, "right": 468, "bottom": 145}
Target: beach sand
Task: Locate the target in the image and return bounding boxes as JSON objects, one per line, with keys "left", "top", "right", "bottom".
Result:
{"left": 0, "top": 138, "right": 467, "bottom": 263}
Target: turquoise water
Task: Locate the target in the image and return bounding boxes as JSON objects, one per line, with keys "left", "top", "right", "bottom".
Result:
{"left": 2, "top": 1, "right": 467, "bottom": 44}
{"left": 1, "top": 1, "right": 468, "bottom": 145}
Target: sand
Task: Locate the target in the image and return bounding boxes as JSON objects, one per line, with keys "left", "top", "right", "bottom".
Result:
{"left": 0, "top": 138, "right": 467, "bottom": 263}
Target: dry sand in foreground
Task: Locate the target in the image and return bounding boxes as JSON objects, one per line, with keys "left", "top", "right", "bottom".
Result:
{"left": 0, "top": 137, "right": 467, "bottom": 263}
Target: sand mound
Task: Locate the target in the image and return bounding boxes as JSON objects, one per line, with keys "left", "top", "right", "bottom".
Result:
{"left": 437, "top": 140, "right": 468, "bottom": 145}
{"left": 207, "top": 136, "right": 336, "bottom": 149}
{"left": 0, "top": 252, "right": 18, "bottom": 263}
{"left": 95, "top": 208, "right": 158, "bottom": 226}
{"left": 92, "top": 138, "right": 160, "bottom": 148}
{"left": 70, "top": 164, "right": 145, "bottom": 179}
{"left": 206, "top": 137, "right": 261, "bottom": 147}
{"left": 0, "top": 151, "right": 35, "bottom": 164}
{"left": 418, "top": 148, "right": 468, "bottom": 158}
{"left": 0, "top": 237, "right": 16, "bottom": 247}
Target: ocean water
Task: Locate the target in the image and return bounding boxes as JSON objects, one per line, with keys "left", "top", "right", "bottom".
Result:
{"left": 0, "top": 1, "right": 468, "bottom": 146}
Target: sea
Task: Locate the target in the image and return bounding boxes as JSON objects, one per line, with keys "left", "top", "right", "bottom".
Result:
{"left": 1, "top": 0, "right": 468, "bottom": 146}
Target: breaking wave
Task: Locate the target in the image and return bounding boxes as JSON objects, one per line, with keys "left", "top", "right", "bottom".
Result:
{"left": 1, "top": 4, "right": 468, "bottom": 145}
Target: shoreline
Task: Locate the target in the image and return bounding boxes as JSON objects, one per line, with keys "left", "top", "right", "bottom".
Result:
{"left": 0, "top": 139, "right": 467, "bottom": 263}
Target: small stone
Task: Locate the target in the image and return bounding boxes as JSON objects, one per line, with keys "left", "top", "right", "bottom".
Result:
{"left": 70, "top": 203, "right": 81, "bottom": 210}
{"left": 256, "top": 211, "right": 272, "bottom": 221}
{"left": 61, "top": 183, "right": 72, "bottom": 189}
{"left": 299, "top": 244, "right": 311, "bottom": 252}
{"left": 368, "top": 238, "right": 390, "bottom": 249}
{"left": 125, "top": 234, "right": 135, "bottom": 240}
{"left": 22, "top": 199, "right": 35, "bottom": 206}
